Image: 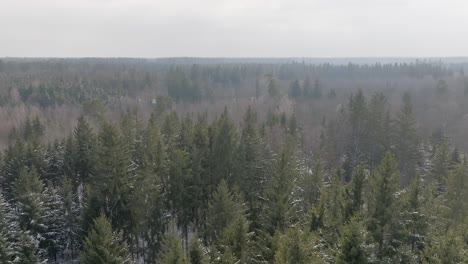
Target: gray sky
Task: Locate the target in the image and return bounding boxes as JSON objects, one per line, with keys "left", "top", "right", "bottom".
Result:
{"left": 1, "top": 0, "right": 467, "bottom": 58}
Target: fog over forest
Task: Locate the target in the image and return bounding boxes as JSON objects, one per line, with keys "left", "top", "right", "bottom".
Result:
{"left": 0, "top": 0, "right": 467, "bottom": 264}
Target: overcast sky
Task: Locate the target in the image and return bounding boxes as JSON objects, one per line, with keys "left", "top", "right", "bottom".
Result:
{"left": 1, "top": 0, "right": 467, "bottom": 58}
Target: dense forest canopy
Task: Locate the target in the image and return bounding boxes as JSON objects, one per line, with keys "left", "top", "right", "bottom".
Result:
{"left": 0, "top": 58, "right": 466, "bottom": 263}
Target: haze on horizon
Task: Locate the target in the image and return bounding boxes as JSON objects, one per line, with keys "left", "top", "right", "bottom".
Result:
{"left": 1, "top": 0, "right": 467, "bottom": 58}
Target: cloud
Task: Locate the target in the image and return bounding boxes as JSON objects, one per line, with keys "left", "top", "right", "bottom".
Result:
{"left": 0, "top": 0, "right": 467, "bottom": 57}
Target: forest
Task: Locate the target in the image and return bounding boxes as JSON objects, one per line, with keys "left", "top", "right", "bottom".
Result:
{"left": 0, "top": 58, "right": 466, "bottom": 263}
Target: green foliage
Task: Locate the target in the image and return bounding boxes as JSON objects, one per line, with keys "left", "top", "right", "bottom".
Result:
{"left": 158, "top": 226, "right": 188, "bottom": 264}
{"left": 367, "top": 153, "right": 402, "bottom": 261}
{"left": 189, "top": 232, "right": 208, "bottom": 264}
{"left": 16, "top": 231, "right": 40, "bottom": 264}
{"left": 80, "top": 214, "right": 132, "bottom": 264}
{"left": 274, "top": 227, "right": 324, "bottom": 264}
{"left": 335, "top": 217, "right": 368, "bottom": 264}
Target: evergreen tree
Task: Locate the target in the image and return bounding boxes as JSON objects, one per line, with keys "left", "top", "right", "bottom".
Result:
{"left": 94, "top": 122, "right": 134, "bottom": 233}
{"left": 446, "top": 160, "right": 467, "bottom": 221}
{"left": 158, "top": 225, "right": 188, "bottom": 264}
{"left": 209, "top": 109, "right": 236, "bottom": 190}
{"left": 264, "top": 140, "right": 298, "bottom": 234}
{"left": 0, "top": 195, "right": 15, "bottom": 264}
{"left": 401, "top": 174, "right": 427, "bottom": 261}
{"left": 289, "top": 79, "right": 302, "bottom": 98}
{"left": 346, "top": 90, "right": 368, "bottom": 181}
{"left": 335, "top": 217, "right": 368, "bottom": 264}
{"left": 348, "top": 164, "right": 367, "bottom": 215}
{"left": 59, "top": 177, "right": 81, "bottom": 259}
{"left": 206, "top": 180, "right": 241, "bottom": 243}
{"left": 367, "top": 153, "right": 402, "bottom": 261}
{"left": 16, "top": 231, "right": 40, "bottom": 264}
{"left": 188, "top": 232, "right": 208, "bottom": 264}
{"left": 235, "top": 106, "right": 266, "bottom": 226}
{"left": 13, "top": 167, "right": 44, "bottom": 236}
{"left": 274, "top": 227, "right": 323, "bottom": 264}
{"left": 73, "top": 115, "right": 96, "bottom": 186}
{"left": 395, "top": 93, "right": 419, "bottom": 185}
{"left": 431, "top": 143, "right": 450, "bottom": 196}
{"left": 80, "top": 214, "right": 132, "bottom": 264}
{"left": 267, "top": 76, "right": 279, "bottom": 99}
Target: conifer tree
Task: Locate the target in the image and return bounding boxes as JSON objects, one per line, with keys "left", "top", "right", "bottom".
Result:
{"left": 80, "top": 214, "right": 132, "bottom": 264}
{"left": 16, "top": 231, "right": 41, "bottom": 264}
{"left": 209, "top": 109, "right": 236, "bottom": 190}
{"left": 189, "top": 232, "right": 208, "bottom": 264}
{"left": 274, "top": 227, "right": 323, "bottom": 264}
{"left": 431, "top": 143, "right": 450, "bottom": 196}
{"left": 335, "top": 217, "right": 368, "bottom": 264}
{"left": 446, "top": 160, "right": 467, "bottom": 221}
{"left": 13, "top": 167, "right": 45, "bottom": 236}
{"left": 395, "top": 93, "right": 419, "bottom": 185}
{"left": 348, "top": 164, "right": 367, "bottom": 215}
{"left": 94, "top": 122, "right": 134, "bottom": 233}
{"left": 158, "top": 225, "right": 187, "bottom": 264}
{"left": 206, "top": 180, "right": 239, "bottom": 243}
{"left": 59, "top": 177, "right": 81, "bottom": 259}
{"left": 236, "top": 106, "right": 265, "bottom": 226}
{"left": 265, "top": 139, "right": 298, "bottom": 234}
{"left": 401, "top": 174, "right": 427, "bottom": 260}
{"left": 73, "top": 114, "right": 96, "bottom": 186}
{"left": 0, "top": 195, "right": 15, "bottom": 264}
{"left": 367, "top": 153, "right": 402, "bottom": 261}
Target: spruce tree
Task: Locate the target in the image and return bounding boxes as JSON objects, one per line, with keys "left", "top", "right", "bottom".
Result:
{"left": 236, "top": 106, "right": 265, "bottom": 226}
{"left": 80, "top": 214, "right": 132, "bottom": 264}
{"left": 367, "top": 153, "right": 402, "bottom": 261}
{"left": 188, "top": 232, "right": 208, "bottom": 264}
{"left": 395, "top": 94, "right": 419, "bottom": 185}
{"left": 16, "top": 231, "right": 40, "bottom": 264}
{"left": 73, "top": 114, "right": 96, "bottom": 186}
{"left": 0, "top": 195, "right": 15, "bottom": 264}
{"left": 335, "top": 217, "right": 368, "bottom": 264}
{"left": 13, "top": 167, "right": 45, "bottom": 236}
{"left": 94, "top": 122, "right": 134, "bottom": 233}
{"left": 274, "top": 227, "right": 323, "bottom": 264}
{"left": 158, "top": 226, "right": 187, "bottom": 264}
{"left": 265, "top": 140, "right": 298, "bottom": 234}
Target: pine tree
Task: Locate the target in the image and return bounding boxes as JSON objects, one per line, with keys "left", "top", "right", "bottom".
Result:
{"left": 346, "top": 90, "right": 368, "bottom": 181}
{"left": 401, "top": 174, "right": 427, "bottom": 260}
{"left": 235, "top": 106, "right": 266, "bottom": 226}
{"left": 158, "top": 226, "right": 187, "bottom": 264}
{"left": 267, "top": 76, "right": 279, "bottom": 99}
{"left": 80, "top": 214, "right": 132, "bottom": 264}
{"left": 301, "top": 156, "right": 324, "bottom": 206}
{"left": 335, "top": 217, "right": 368, "bottom": 264}
{"left": 395, "top": 93, "right": 419, "bottom": 185}
{"left": 348, "top": 164, "right": 367, "bottom": 215}
{"left": 274, "top": 227, "right": 323, "bottom": 264}
{"left": 289, "top": 79, "right": 302, "bottom": 98}
{"left": 366, "top": 92, "right": 389, "bottom": 173}
{"left": 16, "top": 231, "right": 40, "bottom": 264}
{"left": 209, "top": 109, "right": 236, "bottom": 191}
{"left": 189, "top": 232, "right": 208, "bottom": 264}
{"left": 94, "top": 122, "right": 134, "bottom": 233}
{"left": 74, "top": 115, "right": 96, "bottom": 186}
{"left": 431, "top": 143, "right": 450, "bottom": 196}
{"left": 42, "top": 186, "right": 65, "bottom": 262}
{"left": 0, "top": 195, "right": 15, "bottom": 264}
{"left": 59, "top": 177, "right": 81, "bottom": 259}
{"left": 13, "top": 167, "right": 45, "bottom": 236}
{"left": 265, "top": 140, "right": 298, "bottom": 234}
{"left": 367, "top": 153, "right": 402, "bottom": 261}
{"left": 206, "top": 180, "right": 240, "bottom": 243}
{"left": 446, "top": 160, "right": 467, "bottom": 221}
